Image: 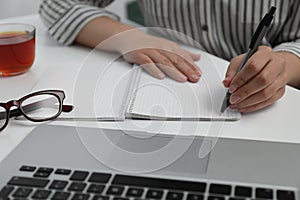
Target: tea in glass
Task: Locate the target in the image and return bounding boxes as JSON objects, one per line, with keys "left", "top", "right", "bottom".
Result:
{"left": 0, "top": 24, "right": 35, "bottom": 76}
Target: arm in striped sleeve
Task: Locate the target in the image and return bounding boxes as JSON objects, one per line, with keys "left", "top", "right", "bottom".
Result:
{"left": 39, "top": 0, "right": 119, "bottom": 45}
{"left": 272, "top": 3, "right": 300, "bottom": 88}
{"left": 39, "top": 0, "right": 202, "bottom": 83}
{"left": 273, "top": 39, "right": 300, "bottom": 59}
{"left": 272, "top": 1, "right": 300, "bottom": 59}
{"left": 274, "top": 39, "right": 300, "bottom": 88}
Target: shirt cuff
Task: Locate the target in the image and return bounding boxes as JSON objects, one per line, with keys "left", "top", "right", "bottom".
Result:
{"left": 49, "top": 4, "right": 120, "bottom": 45}
{"left": 273, "top": 41, "right": 300, "bottom": 59}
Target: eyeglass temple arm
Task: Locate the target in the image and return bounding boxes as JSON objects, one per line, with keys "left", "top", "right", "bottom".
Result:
{"left": 62, "top": 105, "right": 73, "bottom": 112}
{"left": 0, "top": 99, "right": 73, "bottom": 119}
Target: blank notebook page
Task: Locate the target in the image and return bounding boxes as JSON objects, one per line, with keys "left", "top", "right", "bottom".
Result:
{"left": 127, "top": 51, "right": 241, "bottom": 121}
{"left": 31, "top": 52, "right": 134, "bottom": 120}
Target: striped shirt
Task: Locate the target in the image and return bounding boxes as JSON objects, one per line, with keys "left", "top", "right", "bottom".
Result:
{"left": 39, "top": 0, "right": 300, "bottom": 61}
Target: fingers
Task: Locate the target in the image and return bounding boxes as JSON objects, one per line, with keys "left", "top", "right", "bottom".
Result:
{"left": 141, "top": 62, "right": 166, "bottom": 80}
{"left": 228, "top": 46, "right": 273, "bottom": 93}
{"left": 146, "top": 50, "right": 188, "bottom": 82}
{"left": 123, "top": 48, "right": 201, "bottom": 83}
{"left": 230, "top": 71, "right": 287, "bottom": 110}
{"left": 227, "top": 46, "right": 288, "bottom": 113}
{"left": 229, "top": 58, "right": 285, "bottom": 105}
{"left": 159, "top": 50, "right": 201, "bottom": 82}
{"left": 178, "top": 49, "right": 202, "bottom": 74}
{"left": 123, "top": 52, "right": 165, "bottom": 79}
{"left": 223, "top": 54, "right": 245, "bottom": 87}
{"left": 233, "top": 87, "right": 285, "bottom": 113}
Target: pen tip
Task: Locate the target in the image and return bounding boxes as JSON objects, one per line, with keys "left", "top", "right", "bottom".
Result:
{"left": 220, "top": 91, "right": 231, "bottom": 113}
{"left": 220, "top": 100, "right": 229, "bottom": 113}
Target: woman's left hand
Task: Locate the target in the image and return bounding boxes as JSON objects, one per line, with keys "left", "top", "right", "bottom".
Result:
{"left": 223, "top": 46, "right": 288, "bottom": 113}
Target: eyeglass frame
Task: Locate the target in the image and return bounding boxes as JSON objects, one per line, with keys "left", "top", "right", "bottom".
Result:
{"left": 0, "top": 90, "right": 73, "bottom": 131}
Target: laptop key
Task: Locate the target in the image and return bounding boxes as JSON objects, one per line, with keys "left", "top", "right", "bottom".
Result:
{"left": 71, "top": 193, "right": 90, "bottom": 200}
{"left": 70, "top": 171, "right": 89, "bottom": 181}
{"left": 166, "top": 191, "right": 183, "bottom": 200}
{"left": 207, "top": 196, "right": 225, "bottom": 200}
{"left": 255, "top": 188, "right": 273, "bottom": 199}
{"left": 55, "top": 169, "right": 72, "bottom": 175}
{"left": 113, "top": 175, "right": 206, "bottom": 193}
{"left": 234, "top": 186, "right": 252, "bottom": 197}
{"left": 12, "top": 187, "right": 32, "bottom": 198}
{"left": 187, "top": 193, "right": 204, "bottom": 200}
{"left": 209, "top": 184, "right": 231, "bottom": 195}
{"left": 68, "top": 182, "right": 87, "bottom": 192}
{"left": 87, "top": 184, "right": 105, "bottom": 194}
{"left": 126, "top": 188, "right": 144, "bottom": 197}
{"left": 277, "top": 190, "right": 295, "bottom": 200}
{"left": 19, "top": 165, "right": 36, "bottom": 172}
{"left": 37, "top": 167, "right": 54, "bottom": 173}
{"left": 34, "top": 172, "right": 51, "bottom": 178}
{"left": 34, "top": 167, "right": 54, "bottom": 178}
{"left": 228, "top": 198, "right": 246, "bottom": 200}
{"left": 113, "top": 198, "right": 129, "bottom": 200}
{"left": 32, "top": 168, "right": 51, "bottom": 178}
{"left": 49, "top": 180, "right": 68, "bottom": 190}
{"left": 106, "top": 186, "right": 124, "bottom": 196}
{"left": 0, "top": 186, "right": 14, "bottom": 198}
{"left": 146, "top": 189, "right": 163, "bottom": 199}
{"left": 88, "top": 172, "right": 112, "bottom": 183}
{"left": 93, "top": 195, "right": 109, "bottom": 200}
{"left": 52, "top": 191, "right": 71, "bottom": 200}
{"left": 8, "top": 176, "right": 49, "bottom": 188}
{"left": 32, "top": 189, "right": 51, "bottom": 199}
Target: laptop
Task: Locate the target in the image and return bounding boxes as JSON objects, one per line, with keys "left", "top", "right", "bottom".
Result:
{"left": 0, "top": 124, "right": 298, "bottom": 200}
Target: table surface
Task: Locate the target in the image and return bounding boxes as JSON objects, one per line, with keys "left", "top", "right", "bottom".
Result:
{"left": 1, "top": 14, "right": 300, "bottom": 163}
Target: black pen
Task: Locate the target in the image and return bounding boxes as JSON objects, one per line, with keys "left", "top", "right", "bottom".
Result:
{"left": 220, "top": 6, "right": 276, "bottom": 113}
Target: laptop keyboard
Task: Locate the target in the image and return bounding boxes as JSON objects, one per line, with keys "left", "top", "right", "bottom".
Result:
{"left": 0, "top": 165, "right": 296, "bottom": 200}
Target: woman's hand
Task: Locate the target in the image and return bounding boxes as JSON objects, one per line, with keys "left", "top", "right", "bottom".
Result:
{"left": 76, "top": 16, "right": 201, "bottom": 82}
{"left": 223, "top": 46, "right": 288, "bottom": 113}
{"left": 120, "top": 32, "right": 201, "bottom": 83}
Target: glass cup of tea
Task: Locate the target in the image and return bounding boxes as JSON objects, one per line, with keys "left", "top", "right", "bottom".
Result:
{"left": 0, "top": 23, "right": 35, "bottom": 76}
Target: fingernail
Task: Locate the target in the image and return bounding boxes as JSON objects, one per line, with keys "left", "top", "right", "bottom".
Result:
{"left": 195, "top": 71, "right": 201, "bottom": 76}
{"left": 157, "top": 73, "right": 165, "bottom": 79}
{"left": 224, "top": 76, "right": 231, "bottom": 82}
{"left": 230, "top": 95, "right": 240, "bottom": 104}
{"left": 191, "top": 74, "right": 200, "bottom": 80}
{"left": 229, "top": 85, "right": 238, "bottom": 93}
{"left": 229, "top": 104, "right": 237, "bottom": 109}
{"left": 223, "top": 79, "right": 229, "bottom": 86}
{"left": 179, "top": 75, "right": 188, "bottom": 82}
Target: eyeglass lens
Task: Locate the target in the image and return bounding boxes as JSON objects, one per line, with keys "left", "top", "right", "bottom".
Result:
{"left": 21, "top": 94, "right": 61, "bottom": 120}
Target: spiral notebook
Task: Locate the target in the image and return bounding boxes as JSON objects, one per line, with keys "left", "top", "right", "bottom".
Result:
{"left": 123, "top": 55, "right": 241, "bottom": 121}
{"left": 32, "top": 49, "right": 240, "bottom": 121}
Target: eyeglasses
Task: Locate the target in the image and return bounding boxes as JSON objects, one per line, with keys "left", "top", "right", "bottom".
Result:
{"left": 0, "top": 90, "right": 73, "bottom": 131}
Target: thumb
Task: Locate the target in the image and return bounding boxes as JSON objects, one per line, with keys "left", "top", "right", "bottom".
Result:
{"left": 223, "top": 54, "right": 245, "bottom": 87}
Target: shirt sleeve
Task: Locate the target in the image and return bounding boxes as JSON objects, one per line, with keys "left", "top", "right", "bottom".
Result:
{"left": 39, "top": 0, "right": 119, "bottom": 45}
{"left": 273, "top": 40, "right": 300, "bottom": 58}
{"left": 272, "top": 3, "right": 300, "bottom": 58}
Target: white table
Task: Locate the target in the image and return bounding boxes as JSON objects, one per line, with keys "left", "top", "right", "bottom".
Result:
{"left": 1, "top": 15, "right": 300, "bottom": 163}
